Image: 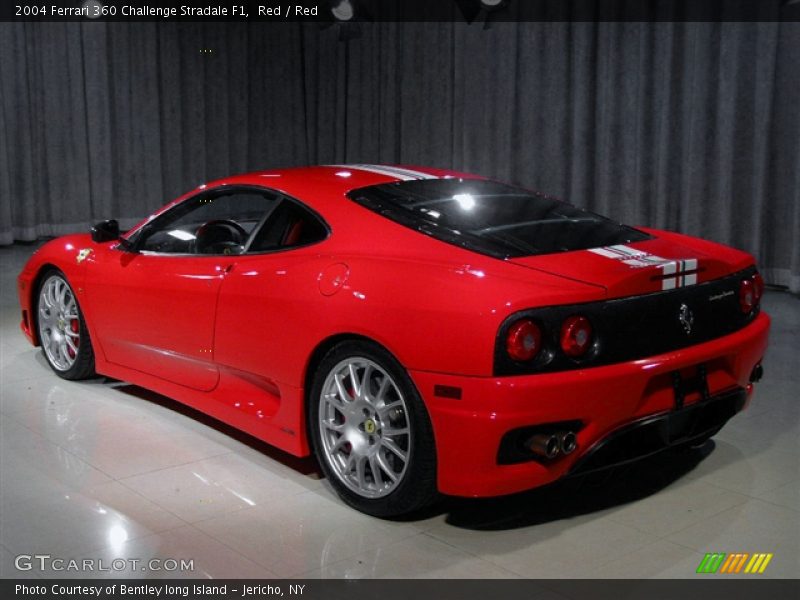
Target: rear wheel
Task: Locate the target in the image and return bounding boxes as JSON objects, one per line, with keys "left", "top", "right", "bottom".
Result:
{"left": 36, "top": 270, "right": 95, "bottom": 380}
{"left": 309, "top": 341, "right": 437, "bottom": 517}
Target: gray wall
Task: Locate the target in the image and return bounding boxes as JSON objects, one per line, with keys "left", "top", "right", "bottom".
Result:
{"left": 1, "top": 21, "right": 798, "bottom": 292}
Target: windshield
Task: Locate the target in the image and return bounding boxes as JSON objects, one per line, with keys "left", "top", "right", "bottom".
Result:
{"left": 347, "top": 179, "right": 651, "bottom": 259}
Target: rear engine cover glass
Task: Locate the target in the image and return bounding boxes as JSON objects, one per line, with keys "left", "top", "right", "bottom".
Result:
{"left": 348, "top": 179, "right": 651, "bottom": 258}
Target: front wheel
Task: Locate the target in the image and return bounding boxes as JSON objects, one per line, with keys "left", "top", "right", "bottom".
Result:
{"left": 36, "top": 270, "right": 95, "bottom": 380}
{"left": 309, "top": 341, "right": 437, "bottom": 517}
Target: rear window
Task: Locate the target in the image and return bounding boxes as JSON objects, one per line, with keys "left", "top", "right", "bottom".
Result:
{"left": 347, "top": 179, "right": 650, "bottom": 259}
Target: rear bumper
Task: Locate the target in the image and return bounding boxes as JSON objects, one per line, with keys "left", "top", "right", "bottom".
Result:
{"left": 410, "top": 311, "right": 770, "bottom": 497}
{"left": 568, "top": 386, "right": 745, "bottom": 476}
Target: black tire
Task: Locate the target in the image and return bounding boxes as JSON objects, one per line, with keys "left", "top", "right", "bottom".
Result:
{"left": 35, "top": 269, "right": 96, "bottom": 380}
{"left": 308, "top": 340, "right": 438, "bottom": 518}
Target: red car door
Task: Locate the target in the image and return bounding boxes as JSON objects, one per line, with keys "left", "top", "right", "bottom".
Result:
{"left": 84, "top": 247, "right": 227, "bottom": 391}
{"left": 81, "top": 186, "right": 280, "bottom": 391}
{"left": 213, "top": 198, "right": 331, "bottom": 388}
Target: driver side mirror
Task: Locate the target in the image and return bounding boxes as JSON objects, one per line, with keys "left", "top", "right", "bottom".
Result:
{"left": 91, "top": 219, "right": 120, "bottom": 243}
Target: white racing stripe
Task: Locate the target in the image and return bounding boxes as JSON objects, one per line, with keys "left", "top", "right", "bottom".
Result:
{"left": 365, "top": 164, "right": 438, "bottom": 180}
{"left": 660, "top": 258, "right": 698, "bottom": 289}
{"left": 588, "top": 244, "right": 672, "bottom": 268}
{"left": 330, "top": 164, "right": 438, "bottom": 181}
{"left": 588, "top": 245, "right": 700, "bottom": 290}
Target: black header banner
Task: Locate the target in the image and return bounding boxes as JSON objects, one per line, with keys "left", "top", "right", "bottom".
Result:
{"left": 5, "top": 579, "right": 800, "bottom": 600}
{"left": 2, "top": 0, "right": 800, "bottom": 23}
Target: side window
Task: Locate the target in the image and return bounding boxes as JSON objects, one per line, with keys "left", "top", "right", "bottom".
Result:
{"left": 137, "top": 189, "right": 279, "bottom": 255}
{"left": 247, "top": 199, "right": 328, "bottom": 253}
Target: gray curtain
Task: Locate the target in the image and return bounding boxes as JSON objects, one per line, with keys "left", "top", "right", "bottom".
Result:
{"left": 1, "top": 21, "right": 798, "bottom": 292}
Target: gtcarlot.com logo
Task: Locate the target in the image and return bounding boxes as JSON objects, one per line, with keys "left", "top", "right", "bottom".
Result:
{"left": 696, "top": 552, "right": 773, "bottom": 574}
{"left": 15, "top": 554, "right": 194, "bottom": 573}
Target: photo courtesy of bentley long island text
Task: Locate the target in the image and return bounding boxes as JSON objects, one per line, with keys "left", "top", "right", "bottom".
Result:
{"left": 17, "top": 165, "right": 770, "bottom": 517}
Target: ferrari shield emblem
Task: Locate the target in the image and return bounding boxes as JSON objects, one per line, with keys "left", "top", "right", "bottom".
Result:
{"left": 76, "top": 248, "right": 93, "bottom": 264}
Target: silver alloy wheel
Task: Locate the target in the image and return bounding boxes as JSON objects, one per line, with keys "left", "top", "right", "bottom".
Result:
{"left": 38, "top": 275, "right": 80, "bottom": 371}
{"left": 318, "top": 357, "right": 411, "bottom": 498}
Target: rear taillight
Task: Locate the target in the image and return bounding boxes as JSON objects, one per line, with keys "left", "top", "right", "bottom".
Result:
{"left": 506, "top": 319, "right": 542, "bottom": 362}
{"left": 752, "top": 273, "right": 765, "bottom": 303}
{"left": 739, "top": 278, "right": 755, "bottom": 313}
{"left": 560, "top": 315, "right": 593, "bottom": 358}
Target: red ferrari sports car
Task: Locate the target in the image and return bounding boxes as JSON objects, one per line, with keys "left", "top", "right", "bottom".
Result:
{"left": 17, "top": 164, "right": 770, "bottom": 516}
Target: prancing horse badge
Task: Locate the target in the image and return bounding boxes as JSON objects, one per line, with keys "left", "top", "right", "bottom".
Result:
{"left": 679, "top": 303, "right": 694, "bottom": 335}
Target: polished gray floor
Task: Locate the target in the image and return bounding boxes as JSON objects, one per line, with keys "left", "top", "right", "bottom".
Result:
{"left": 1, "top": 242, "right": 798, "bottom": 579}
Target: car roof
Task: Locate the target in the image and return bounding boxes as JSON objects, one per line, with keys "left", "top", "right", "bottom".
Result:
{"left": 128, "top": 164, "right": 487, "bottom": 262}
{"left": 202, "top": 164, "right": 483, "bottom": 206}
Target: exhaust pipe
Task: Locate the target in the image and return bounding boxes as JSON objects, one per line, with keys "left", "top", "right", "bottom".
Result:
{"left": 526, "top": 434, "right": 560, "bottom": 459}
{"left": 559, "top": 431, "right": 577, "bottom": 455}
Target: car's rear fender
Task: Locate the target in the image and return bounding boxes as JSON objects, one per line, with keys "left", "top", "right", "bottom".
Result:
{"left": 292, "top": 254, "right": 607, "bottom": 382}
